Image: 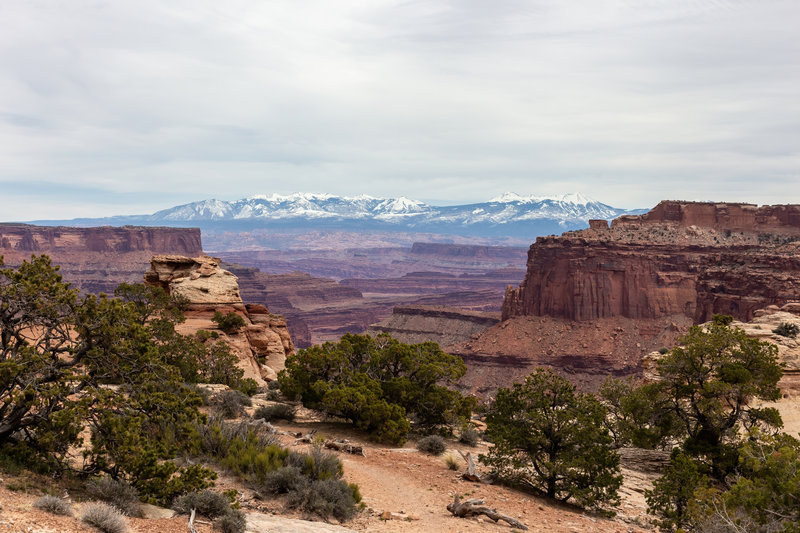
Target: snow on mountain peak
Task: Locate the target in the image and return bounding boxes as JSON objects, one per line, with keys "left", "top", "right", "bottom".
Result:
{"left": 147, "top": 192, "right": 633, "bottom": 227}
{"left": 490, "top": 192, "right": 596, "bottom": 205}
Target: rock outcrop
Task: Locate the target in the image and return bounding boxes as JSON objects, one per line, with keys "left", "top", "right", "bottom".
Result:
{"left": 144, "top": 255, "right": 294, "bottom": 381}
{"left": 366, "top": 306, "right": 500, "bottom": 347}
{"left": 454, "top": 201, "right": 800, "bottom": 395}
{"left": 503, "top": 201, "right": 800, "bottom": 324}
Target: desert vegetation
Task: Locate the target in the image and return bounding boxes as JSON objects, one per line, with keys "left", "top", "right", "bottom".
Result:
{"left": 278, "top": 332, "right": 476, "bottom": 444}
{"left": 0, "top": 255, "right": 361, "bottom": 527}
{"left": 481, "top": 368, "right": 622, "bottom": 512}
{"left": 601, "top": 315, "right": 799, "bottom": 532}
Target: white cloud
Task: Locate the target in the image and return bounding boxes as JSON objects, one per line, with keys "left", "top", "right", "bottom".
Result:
{"left": 0, "top": 0, "right": 798, "bottom": 219}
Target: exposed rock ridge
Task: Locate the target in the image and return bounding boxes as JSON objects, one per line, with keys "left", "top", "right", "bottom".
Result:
{"left": 613, "top": 201, "right": 800, "bottom": 233}
{"left": 144, "top": 255, "right": 294, "bottom": 382}
{"left": 0, "top": 224, "right": 202, "bottom": 254}
{"left": 503, "top": 201, "right": 800, "bottom": 324}
{"left": 366, "top": 305, "right": 500, "bottom": 348}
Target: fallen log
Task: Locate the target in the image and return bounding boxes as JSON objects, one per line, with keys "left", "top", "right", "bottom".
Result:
{"left": 188, "top": 508, "right": 198, "bottom": 533}
{"left": 447, "top": 493, "right": 528, "bottom": 530}
{"left": 324, "top": 439, "right": 366, "bottom": 456}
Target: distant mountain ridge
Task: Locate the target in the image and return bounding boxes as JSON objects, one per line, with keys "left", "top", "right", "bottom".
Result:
{"left": 147, "top": 192, "right": 638, "bottom": 224}
{"left": 30, "top": 192, "right": 647, "bottom": 243}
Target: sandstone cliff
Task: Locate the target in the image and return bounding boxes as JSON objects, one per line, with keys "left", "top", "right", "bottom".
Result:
{"left": 455, "top": 201, "right": 800, "bottom": 395}
{"left": 0, "top": 224, "right": 203, "bottom": 294}
{"left": 144, "top": 255, "right": 294, "bottom": 382}
{"left": 0, "top": 224, "right": 202, "bottom": 254}
{"left": 503, "top": 201, "right": 800, "bottom": 324}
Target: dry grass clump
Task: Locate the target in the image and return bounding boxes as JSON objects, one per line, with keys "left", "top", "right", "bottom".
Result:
{"left": 33, "top": 495, "right": 73, "bottom": 516}
{"left": 443, "top": 453, "right": 461, "bottom": 471}
{"left": 81, "top": 502, "right": 128, "bottom": 533}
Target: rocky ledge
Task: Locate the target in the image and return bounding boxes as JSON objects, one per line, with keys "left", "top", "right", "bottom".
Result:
{"left": 144, "top": 255, "right": 294, "bottom": 382}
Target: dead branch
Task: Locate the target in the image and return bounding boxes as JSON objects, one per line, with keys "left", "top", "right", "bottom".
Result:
{"left": 447, "top": 493, "right": 528, "bottom": 530}
{"left": 324, "top": 439, "right": 366, "bottom": 456}
{"left": 457, "top": 451, "right": 496, "bottom": 484}
{"left": 188, "top": 508, "right": 198, "bottom": 533}
{"left": 293, "top": 428, "right": 317, "bottom": 445}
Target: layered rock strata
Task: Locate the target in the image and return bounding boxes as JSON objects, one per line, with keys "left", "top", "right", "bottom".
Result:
{"left": 456, "top": 201, "right": 800, "bottom": 395}
{"left": 0, "top": 224, "right": 203, "bottom": 294}
{"left": 144, "top": 255, "right": 294, "bottom": 382}
{"left": 503, "top": 201, "right": 800, "bottom": 324}
{"left": 365, "top": 306, "right": 500, "bottom": 347}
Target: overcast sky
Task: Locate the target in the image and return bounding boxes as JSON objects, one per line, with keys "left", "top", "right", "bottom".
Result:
{"left": 1, "top": 0, "right": 799, "bottom": 220}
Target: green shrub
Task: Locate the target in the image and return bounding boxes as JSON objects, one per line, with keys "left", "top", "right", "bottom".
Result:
{"left": 86, "top": 477, "right": 142, "bottom": 518}
{"left": 278, "top": 333, "right": 473, "bottom": 444}
{"left": 254, "top": 404, "right": 296, "bottom": 422}
{"left": 417, "top": 435, "right": 447, "bottom": 456}
{"left": 33, "top": 495, "right": 72, "bottom": 516}
{"left": 81, "top": 503, "right": 128, "bottom": 533}
{"left": 215, "top": 509, "right": 246, "bottom": 533}
{"left": 172, "top": 490, "right": 231, "bottom": 518}
{"left": 267, "top": 380, "right": 281, "bottom": 391}
{"left": 458, "top": 427, "right": 480, "bottom": 447}
{"left": 236, "top": 378, "right": 260, "bottom": 397}
{"left": 773, "top": 322, "right": 799, "bottom": 338}
{"left": 286, "top": 478, "right": 359, "bottom": 521}
{"left": 221, "top": 437, "right": 289, "bottom": 486}
{"left": 658, "top": 347, "right": 670, "bottom": 355}
{"left": 261, "top": 466, "right": 305, "bottom": 494}
{"left": 196, "top": 329, "right": 220, "bottom": 341}
{"left": 213, "top": 311, "right": 246, "bottom": 334}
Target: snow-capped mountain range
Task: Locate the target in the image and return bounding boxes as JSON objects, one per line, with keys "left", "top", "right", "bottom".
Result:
{"left": 147, "top": 192, "right": 634, "bottom": 226}
{"left": 31, "top": 192, "right": 645, "bottom": 242}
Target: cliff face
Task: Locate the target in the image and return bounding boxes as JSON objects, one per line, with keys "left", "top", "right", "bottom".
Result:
{"left": 617, "top": 200, "right": 800, "bottom": 233}
{"left": 450, "top": 201, "right": 800, "bottom": 396}
{"left": 0, "top": 224, "right": 202, "bottom": 254}
{"left": 144, "top": 255, "right": 294, "bottom": 382}
{"left": 0, "top": 224, "right": 203, "bottom": 294}
{"left": 503, "top": 201, "right": 800, "bottom": 324}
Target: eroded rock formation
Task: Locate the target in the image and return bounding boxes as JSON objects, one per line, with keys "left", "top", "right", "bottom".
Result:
{"left": 366, "top": 306, "right": 500, "bottom": 347}
{"left": 456, "top": 201, "right": 800, "bottom": 395}
{"left": 144, "top": 255, "right": 293, "bottom": 382}
{"left": 503, "top": 201, "right": 800, "bottom": 324}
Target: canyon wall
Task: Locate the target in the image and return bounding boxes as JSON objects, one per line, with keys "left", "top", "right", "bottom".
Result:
{"left": 502, "top": 201, "right": 800, "bottom": 324}
{"left": 0, "top": 224, "right": 203, "bottom": 294}
{"left": 0, "top": 224, "right": 202, "bottom": 254}
{"left": 454, "top": 201, "right": 800, "bottom": 396}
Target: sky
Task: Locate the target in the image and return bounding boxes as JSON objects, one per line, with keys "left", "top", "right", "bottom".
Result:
{"left": 1, "top": 0, "right": 799, "bottom": 221}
